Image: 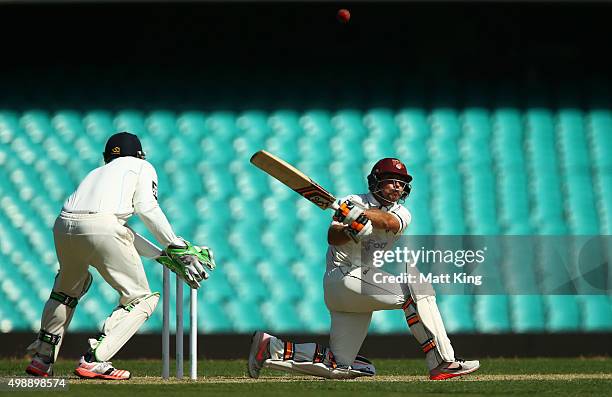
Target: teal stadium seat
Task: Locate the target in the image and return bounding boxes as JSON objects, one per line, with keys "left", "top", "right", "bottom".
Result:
{"left": 330, "top": 161, "right": 366, "bottom": 196}
{"left": 330, "top": 134, "right": 366, "bottom": 167}
{"left": 545, "top": 296, "right": 580, "bottom": 332}
{"left": 224, "top": 261, "right": 269, "bottom": 301}
{"left": 370, "top": 309, "right": 407, "bottom": 334}
{"left": 0, "top": 300, "right": 24, "bottom": 332}
{"left": 160, "top": 195, "right": 197, "bottom": 234}
{"left": 262, "top": 222, "right": 300, "bottom": 264}
{"left": 229, "top": 196, "right": 264, "bottom": 225}
{"left": 225, "top": 299, "right": 267, "bottom": 332}
{"left": 557, "top": 109, "right": 590, "bottom": 168}
{"left": 396, "top": 137, "right": 429, "bottom": 167}
{"left": 297, "top": 296, "right": 330, "bottom": 333}
{"left": 261, "top": 299, "right": 305, "bottom": 332}
{"left": 114, "top": 110, "right": 147, "bottom": 136}
{"left": 199, "top": 303, "right": 233, "bottom": 333}
{"left": 200, "top": 270, "right": 235, "bottom": 303}
{"left": 461, "top": 108, "right": 492, "bottom": 140}
{"left": 396, "top": 108, "right": 431, "bottom": 141}
{"left": 595, "top": 174, "right": 612, "bottom": 234}
{"left": 258, "top": 261, "right": 303, "bottom": 301}
{"left": 0, "top": 111, "right": 22, "bottom": 142}
{"left": 510, "top": 295, "right": 545, "bottom": 332}
{"left": 52, "top": 111, "right": 83, "bottom": 143}
{"left": 165, "top": 159, "right": 203, "bottom": 200}
{"left": 234, "top": 134, "right": 265, "bottom": 163}
{"left": 83, "top": 111, "right": 115, "bottom": 145}
{"left": 437, "top": 295, "right": 476, "bottom": 333}
{"left": 429, "top": 138, "right": 461, "bottom": 167}
{"left": 200, "top": 112, "right": 239, "bottom": 165}
{"left": 230, "top": 224, "right": 267, "bottom": 264}
{"left": 267, "top": 110, "right": 303, "bottom": 163}
{"left": 364, "top": 109, "right": 399, "bottom": 137}
{"left": 292, "top": 260, "right": 326, "bottom": 298}
{"left": 269, "top": 110, "right": 303, "bottom": 139}
{"left": 237, "top": 111, "right": 272, "bottom": 142}
{"left": 430, "top": 108, "right": 462, "bottom": 139}
{"left": 146, "top": 110, "right": 177, "bottom": 142}
{"left": 332, "top": 109, "right": 368, "bottom": 140}
{"left": 492, "top": 108, "right": 522, "bottom": 139}
{"left": 234, "top": 163, "right": 269, "bottom": 199}
{"left": 474, "top": 295, "right": 511, "bottom": 333}
{"left": 262, "top": 196, "right": 299, "bottom": 228}
{"left": 177, "top": 111, "right": 207, "bottom": 141}
{"left": 198, "top": 163, "right": 235, "bottom": 200}
{"left": 206, "top": 111, "right": 239, "bottom": 140}
{"left": 587, "top": 110, "right": 612, "bottom": 169}
{"left": 299, "top": 110, "right": 333, "bottom": 164}
{"left": 21, "top": 110, "right": 55, "bottom": 146}
{"left": 580, "top": 295, "right": 612, "bottom": 331}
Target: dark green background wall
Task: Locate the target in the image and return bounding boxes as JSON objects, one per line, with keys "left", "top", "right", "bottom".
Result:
{"left": 0, "top": 2, "right": 610, "bottom": 109}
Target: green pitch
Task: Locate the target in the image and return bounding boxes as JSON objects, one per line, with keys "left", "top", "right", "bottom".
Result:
{"left": 1, "top": 358, "right": 610, "bottom": 397}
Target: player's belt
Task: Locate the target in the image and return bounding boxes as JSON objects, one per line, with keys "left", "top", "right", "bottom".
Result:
{"left": 62, "top": 209, "right": 98, "bottom": 214}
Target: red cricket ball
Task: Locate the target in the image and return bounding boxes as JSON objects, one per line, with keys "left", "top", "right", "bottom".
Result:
{"left": 337, "top": 9, "right": 350, "bottom": 24}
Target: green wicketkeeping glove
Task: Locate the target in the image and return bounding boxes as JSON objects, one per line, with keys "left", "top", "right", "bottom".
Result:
{"left": 156, "top": 239, "right": 215, "bottom": 289}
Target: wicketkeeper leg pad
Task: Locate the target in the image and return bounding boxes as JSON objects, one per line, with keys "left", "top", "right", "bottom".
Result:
{"left": 89, "top": 292, "right": 159, "bottom": 362}
{"left": 27, "top": 272, "right": 93, "bottom": 363}
{"left": 403, "top": 295, "right": 455, "bottom": 370}
{"left": 265, "top": 336, "right": 375, "bottom": 379}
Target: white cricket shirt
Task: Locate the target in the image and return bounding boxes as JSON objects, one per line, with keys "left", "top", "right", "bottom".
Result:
{"left": 326, "top": 193, "right": 411, "bottom": 268}
{"left": 62, "top": 156, "right": 181, "bottom": 247}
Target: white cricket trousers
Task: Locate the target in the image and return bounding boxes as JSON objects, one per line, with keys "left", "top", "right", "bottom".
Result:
{"left": 323, "top": 265, "right": 408, "bottom": 365}
{"left": 52, "top": 211, "right": 151, "bottom": 305}
{"left": 321, "top": 264, "right": 454, "bottom": 370}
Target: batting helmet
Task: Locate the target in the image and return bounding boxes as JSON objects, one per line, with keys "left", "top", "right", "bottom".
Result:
{"left": 103, "top": 132, "right": 146, "bottom": 163}
{"left": 367, "top": 158, "right": 413, "bottom": 201}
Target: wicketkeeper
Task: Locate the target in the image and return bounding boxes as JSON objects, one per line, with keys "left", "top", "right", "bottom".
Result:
{"left": 25, "top": 132, "right": 215, "bottom": 380}
{"left": 248, "top": 158, "right": 479, "bottom": 380}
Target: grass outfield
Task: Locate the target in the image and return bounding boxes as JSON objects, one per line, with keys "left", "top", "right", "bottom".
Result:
{"left": 1, "top": 358, "right": 610, "bottom": 396}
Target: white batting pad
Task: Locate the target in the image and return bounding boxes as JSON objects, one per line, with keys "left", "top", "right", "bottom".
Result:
{"left": 91, "top": 293, "right": 159, "bottom": 361}
{"left": 414, "top": 295, "right": 455, "bottom": 368}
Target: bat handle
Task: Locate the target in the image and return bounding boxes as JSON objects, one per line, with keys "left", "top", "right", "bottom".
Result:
{"left": 329, "top": 200, "right": 366, "bottom": 211}
{"left": 329, "top": 199, "right": 366, "bottom": 243}
{"left": 354, "top": 201, "right": 367, "bottom": 210}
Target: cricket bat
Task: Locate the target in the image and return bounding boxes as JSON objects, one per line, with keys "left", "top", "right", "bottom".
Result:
{"left": 250, "top": 150, "right": 364, "bottom": 211}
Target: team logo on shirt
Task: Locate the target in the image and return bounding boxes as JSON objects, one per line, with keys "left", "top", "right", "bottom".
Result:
{"left": 152, "top": 181, "right": 158, "bottom": 200}
{"left": 111, "top": 146, "right": 121, "bottom": 154}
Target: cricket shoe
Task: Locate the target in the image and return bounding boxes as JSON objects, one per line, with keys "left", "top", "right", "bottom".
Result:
{"left": 74, "top": 356, "right": 131, "bottom": 380}
{"left": 25, "top": 354, "right": 53, "bottom": 377}
{"left": 247, "top": 331, "right": 271, "bottom": 379}
{"left": 429, "top": 358, "right": 480, "bottom": 380}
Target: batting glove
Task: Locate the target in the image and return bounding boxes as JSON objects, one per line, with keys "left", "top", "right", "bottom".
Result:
{"left": 333, "top": 199, "right": 364, "bottom": 226}
{"left": 343, "top": 214, "right": 373, "bottom": 242}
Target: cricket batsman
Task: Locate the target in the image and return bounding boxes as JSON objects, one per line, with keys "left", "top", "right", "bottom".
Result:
{"left": 25, "top": 132, "right": 215, "bottom": 380}
{"left": 248, "top": 158, "right": 480, "bottom": 380}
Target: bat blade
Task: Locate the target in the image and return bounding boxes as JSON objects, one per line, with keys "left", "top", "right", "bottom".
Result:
{"left": 250, "top": 150, "right": 338, "bottom": 210}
